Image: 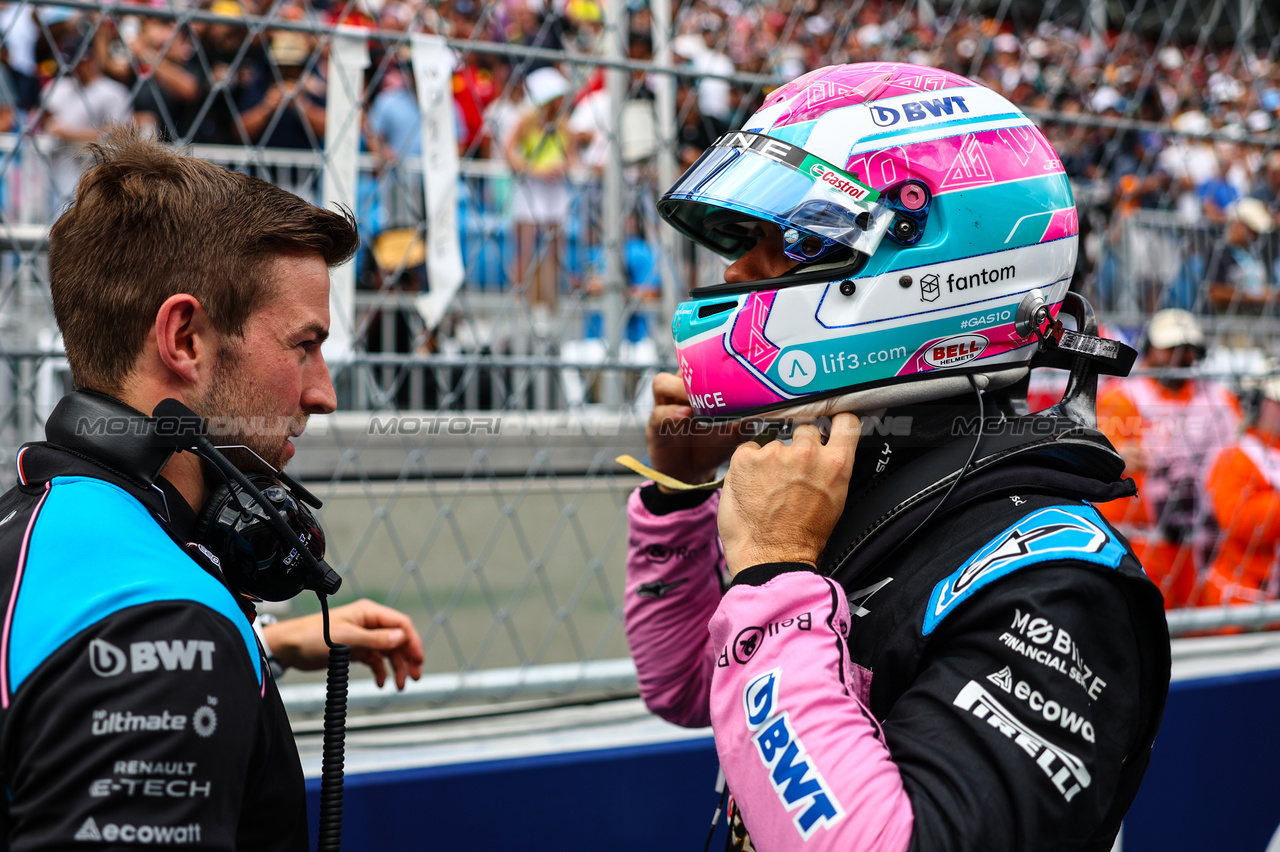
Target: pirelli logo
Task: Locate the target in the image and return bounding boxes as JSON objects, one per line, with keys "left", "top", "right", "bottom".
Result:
{"left": 953, "top": 680, "right": 1091, "bottom": 802}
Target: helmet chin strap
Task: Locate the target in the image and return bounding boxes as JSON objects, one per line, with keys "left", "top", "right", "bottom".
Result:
{"left": 612, "top": 370, "right": 1026, "bottom": 491}
{"left": 613, "top": 457, "right": 725, "bottom": 492}
{"left": 614, "top": 422, "right": 785, "bottom": 491}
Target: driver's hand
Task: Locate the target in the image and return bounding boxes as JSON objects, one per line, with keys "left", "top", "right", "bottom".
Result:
{"left": 717, "top": 413, "right": 861, "bottom": 576}
{"left": 645, "top": 372, "right": 744, "bottom": 492}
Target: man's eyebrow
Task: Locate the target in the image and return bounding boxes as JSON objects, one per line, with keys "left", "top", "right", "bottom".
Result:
{"left": 302, "top": 323, "right": 329, "bottom": 344}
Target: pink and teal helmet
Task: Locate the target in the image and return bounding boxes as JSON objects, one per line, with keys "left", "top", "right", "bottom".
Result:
{"left": 659, "top": 62, "right": 1078, "bottom": 419}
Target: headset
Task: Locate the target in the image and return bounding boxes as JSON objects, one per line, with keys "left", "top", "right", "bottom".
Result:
{"left": 194, "top": 475, "right": 330, "bottom": 601}
{"left": 147, "top": 397, "right": 342, "bottom": 602}
{"left": 149, "top": 398, "right": 348, "bottom": 852}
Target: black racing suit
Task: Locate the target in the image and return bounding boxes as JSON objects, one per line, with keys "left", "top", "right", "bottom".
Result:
{"left": 623, "top": 403, "right": 1171, "bottom": 851}
{"left": 0, "top": 398, "right": 307, "bottom": 849}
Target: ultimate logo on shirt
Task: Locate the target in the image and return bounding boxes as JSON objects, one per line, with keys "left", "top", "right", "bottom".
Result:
{"left": 742, "top": 669, "right": 845, "bottom": 840}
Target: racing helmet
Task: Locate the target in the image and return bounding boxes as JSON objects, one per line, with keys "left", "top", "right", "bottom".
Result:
{"left": 659, "top": 62, "right": 1078, "bottom": 419}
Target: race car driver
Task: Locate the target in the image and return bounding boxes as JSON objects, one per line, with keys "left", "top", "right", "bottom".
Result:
{"left": 0, "top": 130, "right": 422, "bottom": 849}
{"left": 623, "top": 63, "right": 1170, "bottom": 851}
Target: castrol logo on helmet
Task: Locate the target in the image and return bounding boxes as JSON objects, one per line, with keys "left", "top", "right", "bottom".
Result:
{"left": 809, "top": 164, "right": 872, "bottom": 203}
{"left": 925, "top": 334, "right": 988, "bottom": 368}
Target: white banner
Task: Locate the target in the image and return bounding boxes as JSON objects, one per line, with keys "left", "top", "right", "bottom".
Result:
{"left": 410, "top": 34, "right": 465, "bottom": 331}
{"left": 320, "top": 26, "right": 369, "bottom": 365}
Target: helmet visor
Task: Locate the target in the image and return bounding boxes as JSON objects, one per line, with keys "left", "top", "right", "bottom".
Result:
{"left": 658, "top": 132, "right": 886, "bottom": 260}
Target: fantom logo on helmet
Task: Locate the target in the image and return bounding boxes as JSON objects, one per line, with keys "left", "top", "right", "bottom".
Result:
{"left": 657, "top": 62, "right": 1078, "bottom": 420}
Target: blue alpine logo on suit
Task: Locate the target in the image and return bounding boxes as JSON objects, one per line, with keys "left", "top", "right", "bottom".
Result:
{"left": 924, "top": 504, "right": 1127, "bottom": 635}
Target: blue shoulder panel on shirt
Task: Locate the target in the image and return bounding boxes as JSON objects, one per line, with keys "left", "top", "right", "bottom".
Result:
{"left": 9, "top": 476, "right": 260, "bottom": 692}
{"left": 923, "top": 503, "right": 1127, "bottom": 636}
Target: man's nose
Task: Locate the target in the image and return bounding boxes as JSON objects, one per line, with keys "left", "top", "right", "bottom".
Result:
{"left": 304, "top": 354, "right": 338, "bottom": 414}
{"left": 723, "top": 238, "right": 800, "bottom": 284}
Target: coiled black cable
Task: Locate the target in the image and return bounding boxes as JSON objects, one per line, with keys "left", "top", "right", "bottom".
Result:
{"left": 317, "top": 595, "right": 350, "bottom": 852}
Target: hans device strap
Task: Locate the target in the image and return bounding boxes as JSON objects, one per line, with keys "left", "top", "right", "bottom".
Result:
{"left": 824, "top": 292, "right": 1135, "bottom": 586}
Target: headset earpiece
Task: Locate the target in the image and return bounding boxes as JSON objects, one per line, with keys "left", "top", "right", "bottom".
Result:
{"left": 194, "top": 472, "right": 327, "bottom": 602}
{"left": 152, "top": 398, "right": 341, "bottom": 598}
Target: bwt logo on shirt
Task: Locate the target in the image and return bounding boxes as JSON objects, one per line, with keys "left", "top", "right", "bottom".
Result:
{"left": 89, "top": 638, "right": 216, "bottom": 677}
{"left": 742, "top": 668, "right": 846, "bottom": 840}
{"left": 870, "top": 95, "right": 970, "bottom": 127}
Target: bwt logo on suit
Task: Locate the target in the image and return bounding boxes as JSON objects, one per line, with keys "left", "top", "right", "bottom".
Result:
{"left": 89, "top": 638, "right": 216, "bottom": 677}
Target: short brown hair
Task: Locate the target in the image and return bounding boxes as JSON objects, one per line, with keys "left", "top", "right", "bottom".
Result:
{"left": 50, "top": 128, "right": 359, "bottom": 395}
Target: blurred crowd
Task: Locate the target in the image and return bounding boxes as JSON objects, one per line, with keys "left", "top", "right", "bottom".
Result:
{"left": 1095, "top": 308, "right": 1280, "bottom": 613}
{"left": 0, "top": 0, "right": 1276, "bottom": 304}
{"left": 3, "top": 0, "right": 1280, "bottom": 605}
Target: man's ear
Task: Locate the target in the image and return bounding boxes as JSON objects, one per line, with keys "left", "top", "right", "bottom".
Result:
{"left": 154, "top": 294, "right": 214, "bottom": 385}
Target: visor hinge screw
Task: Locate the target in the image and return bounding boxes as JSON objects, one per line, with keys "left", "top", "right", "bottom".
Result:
{"left": 839, "top": 280, "right": 856, "bottom": 296}
{"left": 899, "top": 275, "right": 913, "bottom": 288}
{"left": 1015, "top": 288, "right": 1050, "bottom": 338}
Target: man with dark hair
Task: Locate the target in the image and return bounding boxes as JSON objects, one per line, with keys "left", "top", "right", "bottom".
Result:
{"left": 0, "top": 129, "right": 423, "bottom": 849}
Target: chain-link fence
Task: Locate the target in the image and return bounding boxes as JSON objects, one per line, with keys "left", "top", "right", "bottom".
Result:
{"left": 0, "top": 0, "right": 1278, "bottom": 710}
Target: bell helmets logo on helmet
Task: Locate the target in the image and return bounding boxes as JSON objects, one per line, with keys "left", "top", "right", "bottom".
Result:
{"left": 659, "top": 61, "right": 1077, "bottom": 420}
{"left": 924, "top": 334, "right": 989, "bottom": 368}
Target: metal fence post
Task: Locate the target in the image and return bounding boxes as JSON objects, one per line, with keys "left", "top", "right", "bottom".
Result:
{"left": 601, "top": 0, "right": 626, "bottom": 407}
{"left": 652, "top": 0, "right": 679, "bottom": 362}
